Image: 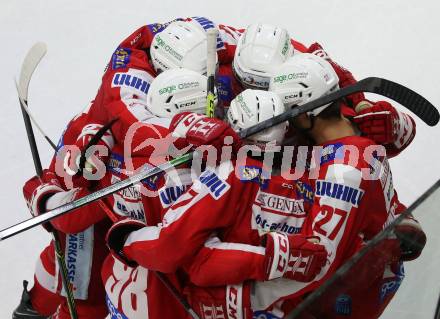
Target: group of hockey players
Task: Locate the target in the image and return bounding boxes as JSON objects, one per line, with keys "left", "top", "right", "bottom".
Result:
{"left": 12, "top": 17, "right": 428, "bottom": 319}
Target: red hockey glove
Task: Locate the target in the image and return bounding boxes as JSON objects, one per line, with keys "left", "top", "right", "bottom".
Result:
{"left": 263, "top": 232, "right": 327, "bottom": 282}
{"left": 170, "top": 112, "right": 242, "bottom": 162}
{"left": 185, "top": 283, "right": 252, "bottom": 319}
{"left": 106, "top": 218, "right": 145, "bottom": 267}
{"left": 308, "top": 42, "right": 365, "bottom": 107}
{"left": 63, "top": 124, "right": 114, "bottom": 188}
{"left": 353, "top": 101, "right": 416, "bottom": 156}
{"left": 394, "top": 216, "right": 427, "bottom": 261}
{"left": 23, "top": 170, "right": 64, "bottom": 231}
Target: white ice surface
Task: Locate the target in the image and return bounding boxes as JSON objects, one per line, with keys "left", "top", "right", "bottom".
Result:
{"left": 0, "top": 0, "right": 439, "bottom": 317}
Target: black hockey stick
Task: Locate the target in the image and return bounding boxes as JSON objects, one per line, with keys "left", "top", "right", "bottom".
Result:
{"left": 205, "top": 28, "right": 218, "bottom": 118}
{"left": 239, "top": 77, "right": 438, "bottom": 139}
{"left": 16, "top": 43, "right": 78, "bottom": 319}
{"left": 1, "top": 76, "right": 438, "bottom": 240}
{"left": 286, "top": 179, "right": 440, "bottom": 319}
{"left": 435, "top": 291, "right": 440, "bottom": 319}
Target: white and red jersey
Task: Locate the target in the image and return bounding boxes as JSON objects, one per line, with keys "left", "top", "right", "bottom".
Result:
{"left": 29, "top": 114, "right": 112, "bottom": 318}
{"left": 97, "top": 116, "right": 202, "bottom": 319}
{"left": 250, "top": 136, "right": 405, "bottom": 318}
{"left": 33, "top": 111, "right": 194, "bottom": 318}
{"left": 115, "top": 136, "right": 405, "bottom": 318}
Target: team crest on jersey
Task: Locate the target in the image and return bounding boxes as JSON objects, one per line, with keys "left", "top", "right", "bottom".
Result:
{"left": 315, "top": 180, "right": 364, "bottom": 208}
{"left": 111, "top": 47, "right": 131, "bottom": 70}
{"left": 108, "top": 153, "right": 123, "bottom": 175}
{"left": 319, "top": 142, "right": 344, "bottom": 165}
{"left": 294, "top": 181, "right": 314, "bottom": 203}
{"left": 199, "top": 169, "right": 230, "bottom": 199}
{"left": 238, "top": 165, "right": 269, "bottom": 189}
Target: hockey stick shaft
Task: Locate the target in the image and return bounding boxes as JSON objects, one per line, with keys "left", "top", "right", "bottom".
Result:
{"left": 286, "top": 179, "right": 440, "bottom": 319}
{"left": 205, "top": 28, "right": 218, "bottom": 118}
{"left": 16, "top": 43, "right": 78, "bottom": 319}
{"left": 20, "top": 79, "right": 199, "bottom": 319}
{"left": 1, "top": 76, "right": 438, "bottom": 239}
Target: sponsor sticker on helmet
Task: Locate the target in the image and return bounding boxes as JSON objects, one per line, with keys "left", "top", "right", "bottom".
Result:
{"left": 154, "top": 35, "right": 183, "bottom": 61}
{"left": 273, "top": 72, "right": 308, "bottom": 84}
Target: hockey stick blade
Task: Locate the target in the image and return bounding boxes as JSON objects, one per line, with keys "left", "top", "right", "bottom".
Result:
{"left": 1, "top": 77, "right": 437, "bottom": 239}
{"left": 286, "top": 178, "right": 440, "bottom": 319}
{"left": 239, "top": 77, "right": 438, "bottom": 139}
{"left": 18, "top": 42, "right": 47, "bottom": 102}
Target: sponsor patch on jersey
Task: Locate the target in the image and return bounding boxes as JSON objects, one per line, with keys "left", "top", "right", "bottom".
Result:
{"left": 216, "top": 75, "right": 234, "bottom": 102}
{"left": 380, "top": 262, "right": 405, "bottom": 303}
{"left": 63, "top": 227, "right": 93, "bottom": 300}
{"left": 199, "top": 169, "right": 230, "bottom": 199}
{"left": 112, "top": 72, "right": 151, "bottom": 95}
{"left": 238, "top": 165, "right": 269, "bottom": 189}
{"left": 114, "top": 200, "right": 146, "bottom": 221}
{"left": 256, "top": 191, "right": 306, "bottom": 217}
{"left": 111, "top": 47, "right": 131, "bottom": 70}
{"left": 315, "top": 179, "right": 364, "bottom": 208}
{"left": 334, "top": 294, "right": 352, "bottom": 316}
{"left": 106, "top": 295, "right": 129, "bottom": 319}
{"left": 253, "top": 311, "right": 282, "bottom": 319}
{"left": 253, "top": 212, "right": 302, "bottom": 235}
{"left": 319, "top": 142, "right": 344, "bottom": 165}
{"left": 159, "top": 184, "right": 189, "bottom": 208}
{"left": 191, "top": 16, "right": 224, "bottom": 49}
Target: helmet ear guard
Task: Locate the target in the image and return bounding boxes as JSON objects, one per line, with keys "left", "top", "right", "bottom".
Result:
{"left": 233, "top": 23, "right": 294, "bottom": 90}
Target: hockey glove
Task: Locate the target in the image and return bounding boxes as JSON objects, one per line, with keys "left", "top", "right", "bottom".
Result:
{"left": 263, "top": 232, "right": 327, "bottom": 282}
{"left": 63, "top": 123, "right": 115, "bottom": 188}
{"left": 353, "top": 101, "right": 416, "bottom": 156}
{"left": 23, "top": 170, "right": 64, "bottom": 231}
{"left": 170, "top": 112, "right": 242, "bottom": 163}
{"left": 106, "top": 219, "right": 145, "bottom": 267}
{"left": 185, "top": 283, "right": 252, "bottom": 319}
{"left": 394, "top": 215, "right": 427, "bottom": 261}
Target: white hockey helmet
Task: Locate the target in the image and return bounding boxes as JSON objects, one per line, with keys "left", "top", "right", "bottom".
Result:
{"left": 269, "top": 53, "right": 339, "bottom": 116}
{"left": 150, "top": 20, "right": 217, "bottom": 75}
{"left": 227, "top": 89, "right": 288, "bottom": 145}
{"left": 232, "top": 23, "right": 294, "bottom": 90}
{"left": 146, "top": 68, "right": 211, "bottom": 118}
